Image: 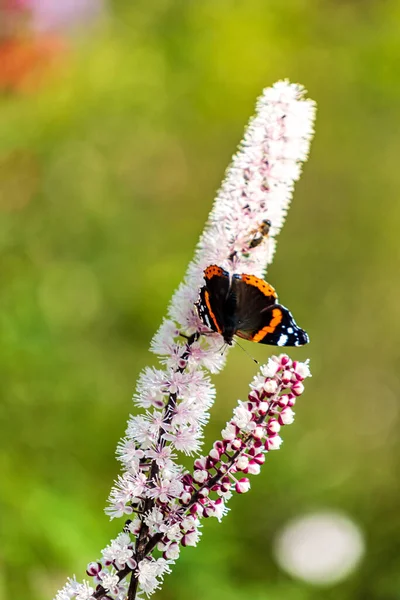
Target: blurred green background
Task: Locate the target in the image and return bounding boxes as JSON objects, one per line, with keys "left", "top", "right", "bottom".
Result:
{"left": 1, "top": 1, "right": 400, "bottom": 599}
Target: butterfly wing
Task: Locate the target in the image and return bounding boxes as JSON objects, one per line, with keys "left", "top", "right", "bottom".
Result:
{"left": 232, "top": 274, "right": 309, "bottom": 347}
{"left": 197, "top": 265, "right": 231, "bottom": 334}
{"left": 231, "top": 273, "right": 277, "bottom": 331}
{"left": 237, "top": 303, "right": 309, "bottom": 346}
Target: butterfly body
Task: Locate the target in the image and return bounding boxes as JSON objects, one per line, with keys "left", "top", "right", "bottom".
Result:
{"left": 196, "top": 265, "right": 309, "bottom": 347}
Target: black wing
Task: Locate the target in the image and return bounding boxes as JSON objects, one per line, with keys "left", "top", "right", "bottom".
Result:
{"left": 230, "top": 273, "right": 277, "bottom": 332}
{"left": 197, "top": 265, "right": 231, "bottom": 334}
{"left": 232, "top": 274, "right": 309, "bottom": 346}
{"left": 237, "top": 303, "right": 309, "bottom": 346}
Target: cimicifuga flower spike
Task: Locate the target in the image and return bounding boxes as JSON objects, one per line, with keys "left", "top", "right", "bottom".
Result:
{"left": 54, "top": 80, "right": 316, "bottom": 600}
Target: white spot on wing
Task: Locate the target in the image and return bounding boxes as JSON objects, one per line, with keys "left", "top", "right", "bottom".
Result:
{"left": 278, "top": 334, "right": 288, "bottom": 346}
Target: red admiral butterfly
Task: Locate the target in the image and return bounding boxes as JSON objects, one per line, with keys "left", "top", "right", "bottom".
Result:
{"left": 196, "top": 265, "right": 309, "bottom": 347}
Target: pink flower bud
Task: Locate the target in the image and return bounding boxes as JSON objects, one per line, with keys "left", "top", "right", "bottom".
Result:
{"left": 281, "top": 370, "right": 293, "bottom": 384}
{"left": 253, "top": 425, "right": 264, "bottom": 439}
{"left": 279, "top": 355, "right": 292, "bottom": 368}
{"left": 180, "top": 491, "right": 191, "bottom": 504}
{"left": 164, "top": 542, "right": 180, "bottom": 560}
{"left": 212, "top": 497, "right": 227, "bottom": 521}
{"left": 235, "top": 478, "right": 251, "bottom": 493}
{"left": 206, "top": 456, "right": 216, "bottom": 469}
{"left": 292, "top": 381, "right": 304, "bottom": 396}
{"left": 181, "top": 516, "right": 196, "bottom": 532}
{"left": 203, "top": 505, "right": 215, "bottom": 518}
{"left": 278, "top": 394, "right": 290, "bottom": 407}
{"left": 231, "top": 438, "right": 242, "bottom": 450}
{"left": 265, "top": 435, "right": 283, "bottom": 450}
{"left": 287, "top": 396, "right": 296, "bottom": 407}
{"left": 261, "top": 358, "right": 280, "bottom": 378}
{"left": 293, "top": 360, "right": 311, "bottom": 380}
{"left": 258, "top": 401, "right": 270, "bottom": 414}
{"left": 153, "top": 398, "right": 165, "bottom": 408}
{"left": 86, "top": 562, "right": 102, "bottom": 576}
{"left": 279, "top": 408, "right": 295, "bottom": 425}
{"left": 252, "top": 452, "right": 265, "bottom": 465}
{"left": 236, "top": 455, "right": 249, "bottom": 470}
{"left": 221, "top": 422, "right": 237, "bottom": 441}
{"left": 193, "top": 469, "right": 209, "bottom": 483}
{"left": 126, "top": 556, "right": 138, "bottom": 570}
{"left": 267, "top": 418, "right": 281, "bottom": 435}
{"left": 214, "top": 440, "right": 225, "bottom": 453}
{"left": 182, "top": 530, "right": 199, "bottom": 547}
{"left": 264, "top": 380, "right": 278, "bottom": 395}
{"left": 209, "top": 448, "right": 220, "bottom": 461}
{"left": 190, "top": 503, "right": 202, "bottom": 516}
{"left": 182, "top": 474, "right": 194, "bottom": 486}
{"left": 247, "top": 462, "right": 261, "bottom": 475}
{"left": 248, "top": 390, "right": 260, "bottom": 403}
{"left": 194, "top": 457, "right": 207, "bottom": 470}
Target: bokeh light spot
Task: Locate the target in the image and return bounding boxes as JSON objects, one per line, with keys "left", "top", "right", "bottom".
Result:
{"left": 274, "top": 511, "right": 365, "bottom": 585}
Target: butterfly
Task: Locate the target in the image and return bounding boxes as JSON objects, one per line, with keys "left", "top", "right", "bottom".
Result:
{"left": 196, "top": 265, "right": 309, "bottom": 347}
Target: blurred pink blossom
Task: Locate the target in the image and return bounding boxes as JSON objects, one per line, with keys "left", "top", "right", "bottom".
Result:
{"left": 29, "top": 0, "right": 106, "bottom": 33}
{"left": 0, "top": 0, "right": 106, "bottom": 33}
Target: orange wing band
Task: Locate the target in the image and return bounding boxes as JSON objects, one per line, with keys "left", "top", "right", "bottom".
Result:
{"left": 251, "top": 308, "right": 282, "bottom": 342}
{"left": 204, "top": 289, "right": 222, "bottom": 334}
{"left": 204, "top": 265, "right": 225, "bottom": 280}
{"left": 240, "top": 273, "right": 277, "bottom": 299}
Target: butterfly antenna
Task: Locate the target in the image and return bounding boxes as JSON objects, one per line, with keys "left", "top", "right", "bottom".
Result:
{"left": 218, "top": 342, "right": 228, "bottom": 355}
{"left": 232, "top": 339, "right": 259, "bottom": 365}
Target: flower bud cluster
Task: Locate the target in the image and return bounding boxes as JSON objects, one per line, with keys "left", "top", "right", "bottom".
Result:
{"left": 158, "top": 355, "right": 310, "bottom": 541}
{"left": 118, "top": 355, "right": 311, "bottom": 582}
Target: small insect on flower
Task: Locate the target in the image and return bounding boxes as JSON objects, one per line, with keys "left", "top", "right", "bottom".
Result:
{"left": 249, "top": 218, "right": 272, "bottom": 249}
{"left": 196, "top": 265, "right": 309, "bottom": 347}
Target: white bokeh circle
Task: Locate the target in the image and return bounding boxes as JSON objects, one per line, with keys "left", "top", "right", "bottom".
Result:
{"left": 274, "top": 511, "right": 365, "bottom": 585}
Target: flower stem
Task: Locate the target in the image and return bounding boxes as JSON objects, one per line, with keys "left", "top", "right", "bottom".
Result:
{"left": 128, "top": 333, "right": 199, "bottom": 599}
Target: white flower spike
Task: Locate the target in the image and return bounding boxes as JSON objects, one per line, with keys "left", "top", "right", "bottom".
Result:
{"left": 54, "top": 80, "right": 315, "bottom": 600}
